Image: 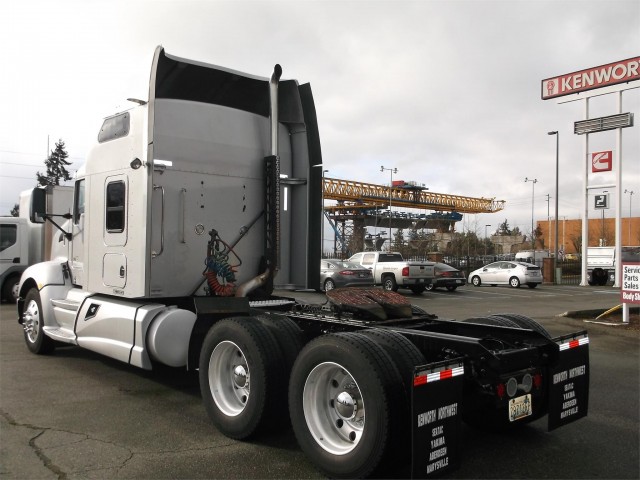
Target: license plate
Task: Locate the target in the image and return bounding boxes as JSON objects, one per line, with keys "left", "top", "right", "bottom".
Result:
{"left": 456, "top": 280, "right": 463, "bottom": 284}
{"left": 358, "top": 273, "right": 365, "bottom": 278}
{"left": 509, "top": 394, "right": 532, "bottom": 422}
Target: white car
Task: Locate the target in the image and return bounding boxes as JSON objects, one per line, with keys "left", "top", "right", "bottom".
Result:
{"left": 468, "top": 261, "right": 542, "bottom": 288}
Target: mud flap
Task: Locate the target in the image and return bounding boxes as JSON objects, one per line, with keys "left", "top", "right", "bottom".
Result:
{"left": 548, "top": 331, "right": 589, "bottom": 431}
{"left": 411, "top": 358, "right": 464, "bottom": 478}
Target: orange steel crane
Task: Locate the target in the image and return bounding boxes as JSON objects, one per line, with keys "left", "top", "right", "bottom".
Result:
{"left": 323, "top": 177, "right": 505, "bottom": 214}
{"left": 319, "top": 177, "right": 505, "bottom": 257}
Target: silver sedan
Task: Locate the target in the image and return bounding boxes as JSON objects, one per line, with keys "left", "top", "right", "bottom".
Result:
{"left": 468, "top": 261, "right": 542, "bottom": 288}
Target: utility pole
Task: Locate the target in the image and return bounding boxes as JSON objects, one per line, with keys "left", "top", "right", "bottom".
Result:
{"left": 525, "top": 178, "right": 538, "bottom": 249}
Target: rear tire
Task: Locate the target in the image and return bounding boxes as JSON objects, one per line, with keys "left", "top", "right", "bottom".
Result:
{"left": 446, "top": 285, "right": 458, "bottom": 291}
{"left": 382, "top": 275, "right": 398, "bottom": 292}
{"left": 527, "top": 283, "right": 538, "bottom": 288}
{"left": 461, "top": 316, "right": 520, "bottom": 328}
{"left": 358, "top": 329, "right": 426, "bottom": 398}
{"left": 199, "top": 317, "right": 286, "bottom": 439}
{"left": 289, "top": 332, "right": 405, "bottom": 478}
{"left": 2, "top": 274, "right": 20, "bottom": 303}
{"left": 425, "top": 283, "right": 435, "bottom": 291}
{"left": 489, "top": 314, "right": 551, "bottom": 339}
{"left": 324, "top": 278, "right": 336, "bottom": 291}
{"left": 22, "top": 288, "right": 55, "bottom": 354}
{"left": 409, "top": 285, "right": 426, "bottom": 295}
{"left": 255, "top": 314, "right": 305, "bottom": 375}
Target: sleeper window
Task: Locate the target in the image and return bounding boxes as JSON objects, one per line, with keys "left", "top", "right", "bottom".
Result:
{"left": 106, "top": 181, "right": 125, "bottom": 232}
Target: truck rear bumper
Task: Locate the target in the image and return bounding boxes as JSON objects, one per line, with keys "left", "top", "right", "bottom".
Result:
{"left": 402, "top": 278, "right": 433, "bottom": 286}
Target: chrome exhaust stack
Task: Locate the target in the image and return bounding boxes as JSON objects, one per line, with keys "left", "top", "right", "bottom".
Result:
{"left": 270, "top": 64, "right": 282, "bottom": 157}
{"left": 214, "top": 65, "right": 283, "bottom": 299}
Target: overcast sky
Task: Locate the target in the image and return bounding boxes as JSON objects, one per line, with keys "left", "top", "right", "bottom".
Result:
{"left": 1, "top": 0, "right": 638, "bottom": 245}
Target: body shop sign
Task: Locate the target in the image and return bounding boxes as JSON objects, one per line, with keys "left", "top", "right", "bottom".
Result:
{"left": 542, "top": 57, "right": 640, "bottom": 100}
{"left": 621, "top": 262, "right": 640, "bottom": 305}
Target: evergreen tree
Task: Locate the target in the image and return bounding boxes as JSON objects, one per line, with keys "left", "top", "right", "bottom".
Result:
{"left": 37, "top": 139, "right": 72, "bottom": 186}
{"left": 10, "top": 203, "right": 19, "bottom": 217}
{"left": 498, "top": 219, "right": 512, "bottom": 235}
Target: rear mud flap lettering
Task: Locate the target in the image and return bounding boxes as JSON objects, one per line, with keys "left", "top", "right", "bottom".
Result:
{"left": 548, "top": 332, "right": 589, "bottom": 431}
{"left": 411, "top": 358, "right": 464, "bottom": 478}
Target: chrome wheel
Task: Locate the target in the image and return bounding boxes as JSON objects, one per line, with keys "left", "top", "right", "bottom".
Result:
{"left": 209, "top": 340, "right": 250, "bottom": 417}
{"left": 23, "top": 297, "right": 41, "bottom": 344}
{"left": 303, "top": 362, "right": 364, "bottom": 455}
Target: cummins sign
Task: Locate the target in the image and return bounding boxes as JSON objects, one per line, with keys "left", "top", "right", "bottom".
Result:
{"left": 542, "top": 57, "right": 640, "bottom": 100}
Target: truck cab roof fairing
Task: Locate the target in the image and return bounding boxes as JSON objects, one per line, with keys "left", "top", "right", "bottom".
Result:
{"left": 150, "top": 47, "right": 304, "bottom": 123}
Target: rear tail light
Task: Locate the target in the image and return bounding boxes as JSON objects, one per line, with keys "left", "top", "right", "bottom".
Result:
{"left": 533, "top": 373, "right": 543, "bottom": 389}
{"left": 402, "top": 267, "right": 409, "bottom": 276}
{"left": 340, "top": 270, "right": 355, "bottom": 275}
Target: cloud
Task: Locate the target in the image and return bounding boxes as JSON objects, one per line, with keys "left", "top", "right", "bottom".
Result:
{"left": 1, "top": 0, "right": 638, "bottom": 237}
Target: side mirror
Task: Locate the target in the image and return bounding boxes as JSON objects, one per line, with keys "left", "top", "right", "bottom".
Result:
{"left": 29, "top": 188, "right": 46, "bottom": 224}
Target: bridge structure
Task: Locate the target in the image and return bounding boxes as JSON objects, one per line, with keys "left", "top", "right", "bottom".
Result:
{"left": 321, "top": 177, "right": 506, "bottom": 256}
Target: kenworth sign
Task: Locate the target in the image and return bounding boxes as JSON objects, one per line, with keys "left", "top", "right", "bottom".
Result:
{"left": 542, "top": 57, "right": 640, "bottom": 100}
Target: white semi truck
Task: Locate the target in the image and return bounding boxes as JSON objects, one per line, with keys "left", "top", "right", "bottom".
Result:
{"left": 587, "top": 246, "right": 640, "bottom": 286}
{"left": 0, "top": 186, "right": 72, "bottom": 303}
{"left": 17, "top": 47, "right": 590, "bottom": 478}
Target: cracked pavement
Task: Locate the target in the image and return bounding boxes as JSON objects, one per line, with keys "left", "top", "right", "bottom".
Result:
{"left": 0, "top": 303, "right": 320, "bottom": 479}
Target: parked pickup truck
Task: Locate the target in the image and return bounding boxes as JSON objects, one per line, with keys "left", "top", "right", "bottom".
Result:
{"left": 348, "top": 251, "right": 435, "bottom": 294}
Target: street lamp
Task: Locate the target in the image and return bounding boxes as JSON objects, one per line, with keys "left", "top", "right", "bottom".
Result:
{"left": 524, "top": 177, "right": 538, "bottom": 249}
{"left": 624, "top": 189, "right": 634, "bottom": 245}
{"left": 381, "top": 165, "right": 397, "bottom": 248}
{"left": 485, "top": 224, "right": 491, "bottom": 257}
{"left": 548, "top": 131, "right": 559, "bottom": 282}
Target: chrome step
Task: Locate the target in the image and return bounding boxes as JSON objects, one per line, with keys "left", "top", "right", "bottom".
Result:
{"left": 43, "top": 326, "right": 77, "bottom": 344}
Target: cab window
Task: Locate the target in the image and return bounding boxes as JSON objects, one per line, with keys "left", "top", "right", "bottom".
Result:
{"left": 106, "top": 181, "right": 126, "bottom": 232}
{"left": 362, "top": 253, "right": 375, "bottom": 265}
{"left": 0, "top": 224, "right": 17, "bottom": 252}
{"left": 73, "top": 179, "right": 85, "bottom": 224}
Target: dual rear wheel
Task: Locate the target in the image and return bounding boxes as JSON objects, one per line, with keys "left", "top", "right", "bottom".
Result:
{"left": 199, "top": 319, "right": 423, "bottom": 478}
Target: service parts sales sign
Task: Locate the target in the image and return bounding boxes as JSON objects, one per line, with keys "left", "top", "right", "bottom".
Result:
{"left": 542, "top": 57, "right": 640, "bottom": 100}
{"left": 621, "top": 262, "right": 640, "bottom": 305}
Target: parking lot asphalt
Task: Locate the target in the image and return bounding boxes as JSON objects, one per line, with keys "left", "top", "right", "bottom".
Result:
{"left": 1, "top": 284, "right": 638, "bottom": 479}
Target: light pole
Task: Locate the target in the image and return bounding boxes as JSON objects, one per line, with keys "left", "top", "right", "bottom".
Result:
{"left": 312, "top": 164, "right": 328, "bottom": 257}
{"left": 561, "top": 216, "right": 567, "bottom": 256}
{"left": 322, "top": 169, "right": 328, "bottom": 255}
{"left": 485, "top": 224, "right": 491, "bottom": 257}
{"left": 525, "top": 177, "right": 538, "bottom": 249}
{"left": 545, "top": 193, "right": 551, "bottom": 251}
{"left": 381, "top": 165, "right": 397, "bottom": 249}
{"left": 548, "top": 131, "right": 559, "bottom": 282}
{"left": 624, "top": 189, "right": 635, "bottom": 244}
